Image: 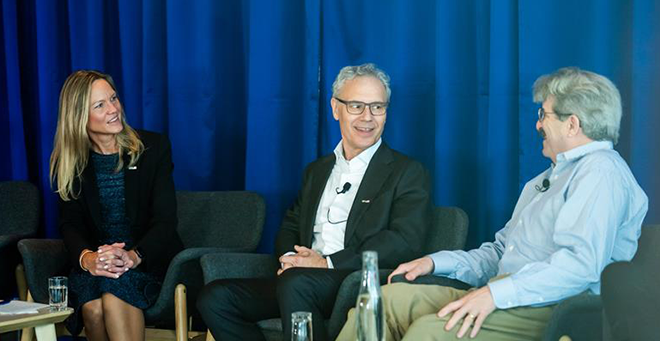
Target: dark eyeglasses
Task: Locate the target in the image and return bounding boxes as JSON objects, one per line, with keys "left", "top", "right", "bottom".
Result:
{"left": 334, "top": 97, "right": 388, "bottom": 116}
{"left": 537, "top": 107, "right": 572, "bottom": 121}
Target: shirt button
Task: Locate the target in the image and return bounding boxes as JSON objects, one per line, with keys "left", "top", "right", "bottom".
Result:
{"left": 508, "top": 245, "right": 515, "bottom": 251}
{"left": 507, "top": 301, "right": 513, "bottom": 307}
{"left": 518, "top": 219, "right": 522, "bottom": 225}
{"left": 553, "top": 175, "right": 558, "bottom": 180}
{"left": 538, "top": 297, "right": 544, "bottom": 302}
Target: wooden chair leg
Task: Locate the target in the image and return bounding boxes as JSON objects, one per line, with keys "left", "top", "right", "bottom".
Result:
{"left": 205, "top": 329, "right": 215, "bottom": 341}
{"left": 175, "top": 284, "right": 188, "bottom": 341}
{"left": 20, "top": 290, "right": 35, "bottom": 341}
{"left": 15, "top": 264, "right": 28, "bottom": 301}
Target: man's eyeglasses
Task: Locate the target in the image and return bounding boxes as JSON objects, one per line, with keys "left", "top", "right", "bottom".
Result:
{"left": 537, "top": 107, "right": 572, "bottom": 121}
{"left": 334, "top": 97, "right": 388, "bottom": 116}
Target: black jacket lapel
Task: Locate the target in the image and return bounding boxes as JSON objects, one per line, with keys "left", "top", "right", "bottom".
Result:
{"left": 81, "top": 158, "right": 102, "bottom": 230}
{"left": 302, "top": 154, "right": 335, "bottom": 246}
{"left": 343, "top": 144, "right": 394, "bottom": 244}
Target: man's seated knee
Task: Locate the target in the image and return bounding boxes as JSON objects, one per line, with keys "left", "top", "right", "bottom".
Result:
{"left": 197, "top": 279, "right": 242, "bottom": 313}
{"left": 276, "top": 268, "right": 323, "bottom": 299}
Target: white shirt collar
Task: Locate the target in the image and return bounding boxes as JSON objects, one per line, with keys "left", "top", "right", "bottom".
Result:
{"left": 333, "top": 138, "right": 382, "bottom": 170}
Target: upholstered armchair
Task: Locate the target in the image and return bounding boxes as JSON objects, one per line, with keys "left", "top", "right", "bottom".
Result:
{"left": 18, "top": 190, "right": 265, "bottom": 341}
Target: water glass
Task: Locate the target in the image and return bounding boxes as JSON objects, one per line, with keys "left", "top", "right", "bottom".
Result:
{"left": 48, "top": 276, "right": 68, "bottom": 311}
{"left": 291, "top": 311, "right": 313, "bottom": 341}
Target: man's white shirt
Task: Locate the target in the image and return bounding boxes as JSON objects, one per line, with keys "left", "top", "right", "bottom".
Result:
{"left": 309, "top": 138, "right": 382, "bottom": 268}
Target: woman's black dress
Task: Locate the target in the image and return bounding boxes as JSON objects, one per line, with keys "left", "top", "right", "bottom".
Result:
{"left": 67, "top": 152, "right": 160, "bottom": 334}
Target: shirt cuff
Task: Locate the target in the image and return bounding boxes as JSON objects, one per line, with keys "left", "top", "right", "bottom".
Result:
{"left": 487, "top": 276, "right": 519, "bottom": 309}
{"left": 280, "top": 251, "right": 296, "bottom": 268}
{"left": 429, "top": 251, "right": 458, "bottom": 276}
{"left": 326, "top": 256, "right": 334, "bottom": 269}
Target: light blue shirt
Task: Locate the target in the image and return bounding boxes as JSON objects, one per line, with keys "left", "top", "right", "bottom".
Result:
{"left": 429, "top": 141, "right": 648, "bottom": 309}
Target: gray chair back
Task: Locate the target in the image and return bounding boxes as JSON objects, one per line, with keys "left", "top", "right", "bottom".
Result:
{"left": 1, "top": 181, "right": 40, "bottom": 298}
{"left": 176, "top": 191, "right": 265, "bottom": 250}
{"left": 424, "top": 206, "right": 469, "bottom": 254}
{"left": 633, "top": 224, "right": 660, "bottom": 263}
{"left": 543, "top": 224, "right": 660, "bottom": 341}
{"left": 144, "top": 191, "right": 265, "bottom": 328}
{"left": 0, "top": 181, "right": 40, "bottom": 237}
{"left": 17, "top": 239, "right": 68, "bottom": 303}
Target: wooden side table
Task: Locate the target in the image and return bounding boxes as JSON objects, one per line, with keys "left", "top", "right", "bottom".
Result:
{"left": 0, "top": 307, "right": 72, "bottom": 341}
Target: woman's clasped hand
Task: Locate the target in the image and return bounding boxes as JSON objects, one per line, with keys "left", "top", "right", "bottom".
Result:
{"left": 82, "top": 242, "right": 141, "bottom": 278}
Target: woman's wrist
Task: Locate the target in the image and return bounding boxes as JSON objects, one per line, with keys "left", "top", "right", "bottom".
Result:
{"left": 79, "top": 249, "right": 94, "bottom": 271}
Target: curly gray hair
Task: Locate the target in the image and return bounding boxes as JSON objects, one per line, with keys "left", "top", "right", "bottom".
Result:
{"left": 533, "top": 67, "right": 622, "bottom": 144}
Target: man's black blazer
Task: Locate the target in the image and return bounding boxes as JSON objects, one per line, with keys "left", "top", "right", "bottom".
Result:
{"left": 275, "top": 142, "right": 432, "bottom": 270}
{"left": 59, "top": 130, "right": 182, "bottom": 278}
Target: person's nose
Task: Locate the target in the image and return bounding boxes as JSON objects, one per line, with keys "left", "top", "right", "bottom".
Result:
{"left": 359, "top": 106, "right": 374, "bottom": 120}
{"left": 107, "top": 101, "right": 120, "bottom": 114}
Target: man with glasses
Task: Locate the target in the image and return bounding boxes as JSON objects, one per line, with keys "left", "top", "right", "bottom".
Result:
{"left": 338, "top": 67, "right": 648, "bottom": 340}
{"left": 198, "top": 63, "right": 432, "bottom": 341}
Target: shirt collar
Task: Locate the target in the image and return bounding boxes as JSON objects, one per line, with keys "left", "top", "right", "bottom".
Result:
{"left": 556, "top": 140, "right": 613, "bottom": 164}
{"left": 333, "top": 138, "right": 382, "bottom": 169}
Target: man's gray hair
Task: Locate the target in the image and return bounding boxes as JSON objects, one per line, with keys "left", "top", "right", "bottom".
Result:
{"left": 332, "top": 63, "right": 391, "bottom": 101}
{"left": 533, "top": 67, "right": 622, "bottom": 144}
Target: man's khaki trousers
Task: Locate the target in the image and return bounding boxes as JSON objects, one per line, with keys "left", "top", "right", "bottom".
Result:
{"left": 337, "top": 282, "right": 554, "bottom": 341}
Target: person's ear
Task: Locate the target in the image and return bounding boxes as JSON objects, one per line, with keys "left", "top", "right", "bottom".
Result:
{"left": 568, "top": 115, "right": 582, "bottom": 136}
{"left": 331, "top": 98, "right": 340, "bottom": 121}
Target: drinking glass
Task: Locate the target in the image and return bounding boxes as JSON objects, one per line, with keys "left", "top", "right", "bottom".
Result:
{"left": 48, "top": 276, "right": 68, "bottom": 311}
{"left": 291, "top": 311, "right": 313, "bottom": 341}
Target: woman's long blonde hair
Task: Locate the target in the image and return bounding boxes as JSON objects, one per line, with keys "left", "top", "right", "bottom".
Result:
{"left": 50, "top": 70, "right": 144, "bottom": 201}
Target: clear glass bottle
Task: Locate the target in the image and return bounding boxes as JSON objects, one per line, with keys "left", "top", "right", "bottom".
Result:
{"left": 355, "top": 250, "right": 385, "bottom": 341}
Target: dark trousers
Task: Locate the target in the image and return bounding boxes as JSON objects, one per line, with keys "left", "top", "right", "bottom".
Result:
{"left": 197, "top": 267, "right": 353, "bottom": 341}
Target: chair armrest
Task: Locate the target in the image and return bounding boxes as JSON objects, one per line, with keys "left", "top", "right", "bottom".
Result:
{"left": 144, "top": 246, "right": 248, "bottom": 325}
{"left": 543, "top": 292, "right": 603, "bottom": 341}
{"left": 327, "top": 269, "right": 393, "bottom": 340}
{"left": 390, "top": 274, "right": 472, "bottom": 289}
{"left": 199, "top": 253, "right": 279, "bottom": 284}
{"left": 17, "top": 239, "right": 69, "bottom": 303}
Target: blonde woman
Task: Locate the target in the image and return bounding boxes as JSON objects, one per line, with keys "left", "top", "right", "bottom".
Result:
{"left": 50, "top": 70, "right": 182, "bottom": 341}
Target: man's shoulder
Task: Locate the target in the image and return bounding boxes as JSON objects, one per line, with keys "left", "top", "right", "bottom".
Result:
{"left": 380, "top": 144, "right": 426, "bottom": 173}
{"left": 386, "top": 145, "right": 418, "bottom": 163}
{"left": 576, "top": 147, "right": 628, "bottom": 175}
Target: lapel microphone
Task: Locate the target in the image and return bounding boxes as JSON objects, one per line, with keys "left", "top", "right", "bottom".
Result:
{"left": 336, "top": 182, "right": 351, "bottom": 194}
{"left": 535, "top": 179, "right": 550, "bottom": 193}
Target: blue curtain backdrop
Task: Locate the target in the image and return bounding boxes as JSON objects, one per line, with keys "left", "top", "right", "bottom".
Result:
{"left": 1, "top": 0, "right": 658, "bottom": 252}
